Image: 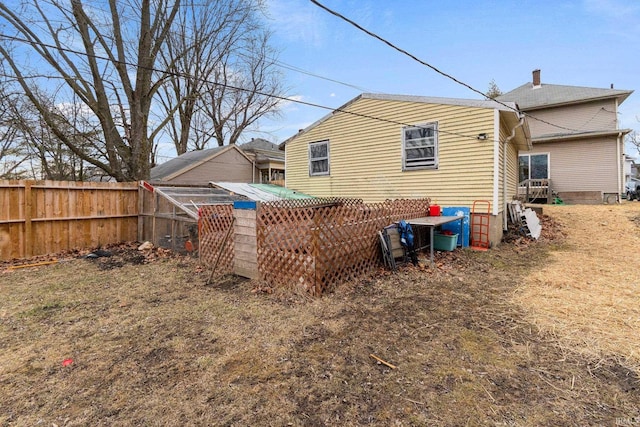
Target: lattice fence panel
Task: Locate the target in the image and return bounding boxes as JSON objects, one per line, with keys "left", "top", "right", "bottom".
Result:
{"left": 265, "top": 197, "right": 364, "bottom": 210}
{"left": 257, "top": 202, "right": 317, "bottom": 292}
{"left": 199, "top": 205, "right": 235, "bottom": 274}
{"left": 257, "top": 198, "right": 431, "bottom": 295}
{"left": 313, "top": 204, "right": 383, "bottom": 294}
{"left": 385, "top": 198, "right": 432, "bottom": 223}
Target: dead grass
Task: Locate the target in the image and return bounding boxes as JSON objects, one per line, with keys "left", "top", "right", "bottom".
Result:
{"left": 513, "top": 203, "right": 640, "bottom": 374}
{"left": 1, "top": 205, "right": 640, "bottom": 426}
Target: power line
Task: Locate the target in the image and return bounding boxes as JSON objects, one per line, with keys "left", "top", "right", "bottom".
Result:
{"left": 310, "top": 1, "right": 494, "bottom": 104}
{"left": 0, "top": 32, "right": 489, "bottom": 144}
{"left": 309, "top": 0, "right": 584, "bottom": 134}
{"left": 5, "top": 2, "right": 581, "bottom": 142}
{"left": 6, "top": 1, "right": 587, "bottom": 138}
{"left": 69, "top": 0, "right": 374, "bottom": 94}
{"left": 228, "top": 47, "right": 373, "bottom": 92}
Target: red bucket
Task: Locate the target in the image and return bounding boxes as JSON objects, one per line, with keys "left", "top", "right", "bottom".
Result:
{"left": 429, "top": 205, "right": 441, "bottom": 216}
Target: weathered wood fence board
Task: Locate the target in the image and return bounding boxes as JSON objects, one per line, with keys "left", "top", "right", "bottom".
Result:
{"left": 0, "top": 180, "right": 138, "bottom": 260}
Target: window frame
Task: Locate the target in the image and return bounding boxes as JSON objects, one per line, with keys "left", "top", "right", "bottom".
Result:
{"left": 308, "top": 140, "right": 330, "bottom": 176}
{"left": 518, "top": 152, "right": 550, "bottom": 182}
{"left": 402, "top": 122, "right": 439, "bottom": 171}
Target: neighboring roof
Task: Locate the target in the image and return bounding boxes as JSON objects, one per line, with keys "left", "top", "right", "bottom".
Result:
{"left": 239, "top": 138, "right": 285, "bottom": 164}
{"left": 210, "top": 182, "right": 315, "bottom": 202}
{"left": 151, "top": 146, "right": 223, "bottom": 180}
{"left": 254, "top": 153, "right": 285, "bottom": 164}
{"left": 280, "top": 93, "right": 521, "bottom": 148}
{"left": 496, "top": 83, "right": 633, "bottom": 111}
{"left": 239, "top": 138, "right": 281, "bottom": 153}
{"left": 150, "top": 144, "right": 252, "bottom": 181}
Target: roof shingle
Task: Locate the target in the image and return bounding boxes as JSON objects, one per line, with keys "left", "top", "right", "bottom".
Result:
{"left": 496, "top": 82, "right": 633, "bottom": 110}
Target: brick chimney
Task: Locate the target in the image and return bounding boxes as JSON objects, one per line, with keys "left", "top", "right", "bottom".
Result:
{"left": 532, "top": 69, "right": 541, "bottom": 87}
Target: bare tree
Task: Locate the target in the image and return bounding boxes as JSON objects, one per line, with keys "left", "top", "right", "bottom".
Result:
{"left": 0, "top": 0, "right": 181, "bottom": 181}
{"left": 0, "top": 59, "right": 119, "bottom": 181}
{"left": 485, "top": 79, "right": 503, "bottom": 99}
{"left": 201, "top": 29, "right": 284, "bottom": 147}
{"left": 0, "top": 72, "right": 34, "bottom": 179}
{"left": 628, "top": 130, "right": 640, "bottom": 157}
{"left": 0, "top": 94, "right": 27, "bottom": 179}
{"left": 157, "top": 0, "right": 284, "bottom": 154}
{"left": 22, "top": 93, "right": 107, "bottom": 180}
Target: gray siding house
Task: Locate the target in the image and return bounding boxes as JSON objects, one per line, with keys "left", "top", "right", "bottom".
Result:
{"left": 150, "top": 138, "right": 285, "bottom": 186}
{"left": 497, "top": 70, "right": 633, "bottom": 204}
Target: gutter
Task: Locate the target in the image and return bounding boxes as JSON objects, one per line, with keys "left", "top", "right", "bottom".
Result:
{"left": 532, "top": 128, "right": 632, "bottom": 144}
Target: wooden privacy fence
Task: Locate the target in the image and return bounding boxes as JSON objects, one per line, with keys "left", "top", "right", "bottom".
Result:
{"left": 0, "top": 180, "right": 138, "bottom": 261}
{"left": 257, "top": 198, "right": 430, "bottom": 295}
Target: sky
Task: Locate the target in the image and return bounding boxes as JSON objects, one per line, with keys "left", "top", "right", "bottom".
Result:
{"left": 251, "top": 0, "right": 640, "bottom": 155}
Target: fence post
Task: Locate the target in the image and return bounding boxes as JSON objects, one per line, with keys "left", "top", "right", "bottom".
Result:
{"left": 137, "top": 182, "right": 144, "bottom": 242}
{"left": 24, "top": 180, "right": 33, "bottom": 258}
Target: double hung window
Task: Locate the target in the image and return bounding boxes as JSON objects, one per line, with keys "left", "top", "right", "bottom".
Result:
{"left": 309, "top": 140, "right": 329, "bottom": 176}
{"left": 403, "top": 123, "right": 438, "bottom": 170}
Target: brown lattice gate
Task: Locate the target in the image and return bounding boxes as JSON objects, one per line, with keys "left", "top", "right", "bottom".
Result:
{"left": 199, "top": 205, "right": 235, "bottom": 275}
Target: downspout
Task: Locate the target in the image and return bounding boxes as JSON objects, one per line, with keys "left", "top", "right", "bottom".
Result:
{"left": 617, "top": 131, "right": 622, "bottom": 197}
{"left": 615, "top": 97, "right": 623, "bottom": 197}
{"left": 503, "top": 115, "right": 526, "bottom": 231}
{"left": 283, "top": 146, "right": 287, "bottom": 188}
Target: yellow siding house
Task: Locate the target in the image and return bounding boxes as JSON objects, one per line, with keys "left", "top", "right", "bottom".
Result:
{"left": 281, "top": 93, "right": 531, "bottom": 245}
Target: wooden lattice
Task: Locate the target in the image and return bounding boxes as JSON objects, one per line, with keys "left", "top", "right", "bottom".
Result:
{"left": 257, "top": 198, "right": 430, "bottom": 295}
{"left": 265, "top": 197, "right": 364, "bottom": 210}
{"left": 198, "top": 205, "right": 235, "bottom": 274}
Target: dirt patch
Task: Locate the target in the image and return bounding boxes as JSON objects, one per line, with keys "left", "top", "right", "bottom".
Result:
{"left": 0, "top": 241, "right": 179, "bottom": 272}
{"left": 1, "top": 205, "right": 640, "bottom": 425}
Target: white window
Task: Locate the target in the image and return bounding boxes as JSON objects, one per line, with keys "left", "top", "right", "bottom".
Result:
{"left": 403, "top": 122, "right": 438, "bottom": 170}
{"left": 309, "top": 140, "right": 329, "bottom": 176}
{"left": 519, "top": 153, "right": 549, "bottom": 182}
